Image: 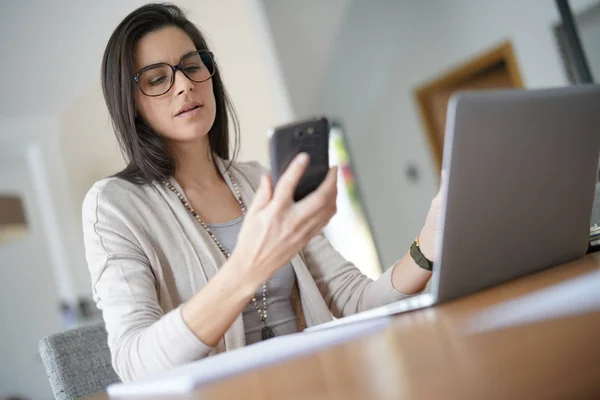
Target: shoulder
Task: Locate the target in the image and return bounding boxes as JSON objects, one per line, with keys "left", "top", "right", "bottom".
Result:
{"left": 82, "top": 177, "right": 155, "bottom": 221}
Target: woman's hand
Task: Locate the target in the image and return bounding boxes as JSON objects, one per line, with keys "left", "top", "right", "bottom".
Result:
{"left": 231, "top": 153, "right": 338, "bottom": 285}
{"left": 417, "top": 170, "right": 448, "bottom": 262}
{"left": 181, "top": 154, "right": 337, "bottom": 346}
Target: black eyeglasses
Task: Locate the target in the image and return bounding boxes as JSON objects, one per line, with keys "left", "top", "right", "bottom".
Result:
{"left": 133, "top": 50, "right": 215, "bottom": 97}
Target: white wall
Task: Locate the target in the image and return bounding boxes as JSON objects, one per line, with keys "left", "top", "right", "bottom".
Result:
{"left": 0, "top": 116, "right": 86, "bottom": 301}
{"left": 0, "top": 116, "right": 80, "bottom": 399}
{"left": 266, "top": 0, "right": 599, "bottom": 268}
{"left": 262, "top": 0, "right": 348, "bottom": 118}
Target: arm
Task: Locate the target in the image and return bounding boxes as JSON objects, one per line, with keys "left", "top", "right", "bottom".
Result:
{"left": 302, "top": 168, "right": 445, "bottom": 317}
{"left": 83, "top": 181, "right": 258, "bottom": 382}
{"left": 240, "top": 160, "right": 432, "bottom": 317}
{"left": 391, "top": 169, "right": 445, "bottom": 294}
{"left": 390, "top": 247, "right": 432, "bottom": 295}
{"left": 301, "top": 233, "right": 430, "bottom": 318}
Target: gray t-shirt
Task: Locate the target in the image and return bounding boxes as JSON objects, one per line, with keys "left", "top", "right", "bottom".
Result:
{"left": 206, "top": 216, "right": 299, "bottom": 345}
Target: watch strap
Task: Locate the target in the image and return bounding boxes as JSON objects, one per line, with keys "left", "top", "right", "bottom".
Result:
{"left": 410, "top": 240, "right": 433, "bottom": 271}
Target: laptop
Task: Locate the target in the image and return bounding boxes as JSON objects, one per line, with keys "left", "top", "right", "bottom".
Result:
{"left": 306, "top": 84, "right": 600, "bottom": 332}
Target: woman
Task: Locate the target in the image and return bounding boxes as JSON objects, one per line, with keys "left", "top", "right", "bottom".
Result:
{"left": 83, "top": 3, "right": 441, "bottom": 382}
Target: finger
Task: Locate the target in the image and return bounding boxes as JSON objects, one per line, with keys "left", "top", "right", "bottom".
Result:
{"left": 272, "top": 153, "right": 310, "bottom": 204}
{"left": 313, "top": 166, "right": 338, "bottom": 200}
{"left": 295, "top": 166, "right": 338, "bottom": 214}
{"left": 248, "top": 174, "right": 272, "bottom": 213}
{"left": 294, "top": 203, "right": 336, "bottom": 244}
{"left": 287, "top": 187, "right": 337, "bottom": 249}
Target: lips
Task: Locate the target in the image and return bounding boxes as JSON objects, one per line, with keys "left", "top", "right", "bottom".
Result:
{"left": 176, "top": 102, "right": 203, "bottom": 116}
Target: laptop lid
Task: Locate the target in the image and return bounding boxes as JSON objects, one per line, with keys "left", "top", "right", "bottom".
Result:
{"left": 431, "top": 85, "right": 600, "bottom": 303}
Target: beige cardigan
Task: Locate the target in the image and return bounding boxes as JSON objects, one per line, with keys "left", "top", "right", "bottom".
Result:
{"left": 82, "top": 157, "right": 414, "bottom": 382}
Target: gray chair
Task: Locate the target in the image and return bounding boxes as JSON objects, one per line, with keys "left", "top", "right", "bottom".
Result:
{"left": 38, "top": 323, "right": 120, "bottom": 399}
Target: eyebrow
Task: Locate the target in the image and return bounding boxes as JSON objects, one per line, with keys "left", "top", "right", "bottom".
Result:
{"left": 137, "top": 50, "right": 199, "bottom": 73}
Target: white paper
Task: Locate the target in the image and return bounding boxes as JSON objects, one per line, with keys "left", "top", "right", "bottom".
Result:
{"left": 466, "top": 269, "right": 600, "bottom": 334}
{"left": 107, "top": 317, "right": 390, "bottom": 397}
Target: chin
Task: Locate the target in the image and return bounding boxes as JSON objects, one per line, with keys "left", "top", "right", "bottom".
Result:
{"left": 160, "top": 130, "right": 206, "bottom": 145}
{"left": 176, "top": 128, "right": 211, "bottom": 143}
{"left": 159, "top": 112, "right": 216, "bottom": 144}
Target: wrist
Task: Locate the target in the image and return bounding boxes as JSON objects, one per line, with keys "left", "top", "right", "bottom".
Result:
{"left": 410, "top": 238, "right": 434, "bottom": 272}
{"left": 416, "top": 232, "right": 434, "bottom": 262}
{"left": 225, "top": 251, "right": 264, "bottom": 298}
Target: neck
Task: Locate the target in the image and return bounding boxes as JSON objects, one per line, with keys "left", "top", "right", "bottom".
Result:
{"left": 170, "top": 137, "right": 223, "bottom": 191}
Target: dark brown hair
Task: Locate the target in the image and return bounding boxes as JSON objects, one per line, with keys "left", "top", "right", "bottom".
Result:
{"left": 101, "top": 2, "right": 239, "bottom": 184}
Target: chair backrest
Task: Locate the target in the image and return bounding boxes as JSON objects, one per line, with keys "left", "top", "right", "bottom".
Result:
{"left": 38, "top": 323, "right": 120, "bottom": 399}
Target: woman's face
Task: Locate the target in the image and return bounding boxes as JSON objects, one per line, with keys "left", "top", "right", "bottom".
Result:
{"left": 133, "top": 26, "right": 216, "bottom": 146}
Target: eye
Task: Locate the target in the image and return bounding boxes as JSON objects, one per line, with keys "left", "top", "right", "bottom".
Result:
{"left": 184, "top": 65, "right": 202, "bottom": 73}
{"left": 149, "top": 75, "right": 168, "bottom": 86}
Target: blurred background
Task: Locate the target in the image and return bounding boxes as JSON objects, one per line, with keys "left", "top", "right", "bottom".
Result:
{"left": 1, "top": 0, "right": 598, "bottom": 398}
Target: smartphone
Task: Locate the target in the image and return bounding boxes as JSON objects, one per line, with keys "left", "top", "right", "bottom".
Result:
{"left": 268, "top": 116, "right": 330, "bottom": 201}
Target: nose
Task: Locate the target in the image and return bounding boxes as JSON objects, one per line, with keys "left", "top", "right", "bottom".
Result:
{"left": 173, "top": 69, "right": 194, "bottom": 95}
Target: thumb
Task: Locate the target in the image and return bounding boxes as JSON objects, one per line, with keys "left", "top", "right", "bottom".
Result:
{"left": 248, "top": 174, "right": 272, "bottom": 213}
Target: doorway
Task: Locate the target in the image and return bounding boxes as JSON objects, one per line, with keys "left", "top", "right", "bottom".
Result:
{"left": 415, "top": 41, "right": 523, "bottom": 171}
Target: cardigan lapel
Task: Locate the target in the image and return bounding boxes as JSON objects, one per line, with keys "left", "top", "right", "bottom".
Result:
{"left": 218, "top": 157, "right": 334, "bottom": 328}
{"left": 161, "top": 177, "right": 224, "bottom": 281}
{"left": 156, "top": 174, "right": 247, "bottom": 351}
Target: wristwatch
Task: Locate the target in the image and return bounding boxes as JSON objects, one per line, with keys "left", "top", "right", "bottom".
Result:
{"left": 409, "top": 237, "right": 433, "bottom": 271}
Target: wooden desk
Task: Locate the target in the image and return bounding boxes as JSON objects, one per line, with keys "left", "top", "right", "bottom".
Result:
{"left": 89, "top": 253, "right": 600, "bottom": 400}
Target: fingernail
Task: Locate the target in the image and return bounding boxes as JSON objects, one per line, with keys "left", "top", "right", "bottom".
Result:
{"left": 297, "top": 153, "right": 309, "bottom": 164}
